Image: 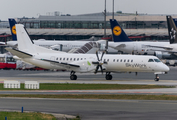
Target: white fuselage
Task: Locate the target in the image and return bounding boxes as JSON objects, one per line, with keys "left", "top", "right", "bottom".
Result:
{"left": 22, "top": 53, "right": 169, "bottom": 73}
{"left": 109, "top": 41, "right": 177, "bottom": 55}
{"left": 7, "top": 40, "right": 118, "bottom": 54}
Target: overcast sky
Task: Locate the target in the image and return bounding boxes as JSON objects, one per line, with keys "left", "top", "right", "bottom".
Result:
{"left": 0, "top": 0, "right": 177, "bottom": 21}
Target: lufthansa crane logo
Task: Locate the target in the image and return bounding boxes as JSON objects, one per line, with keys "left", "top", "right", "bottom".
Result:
{"left": 12, "top": 25, "right": 16, "bottom": 35}
{"left": 113, "top": 26, "right": 122, "bottom": 36}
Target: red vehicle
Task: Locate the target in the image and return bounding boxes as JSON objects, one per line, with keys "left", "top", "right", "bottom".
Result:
{"left": 0, "top": 54, "right": 16, "bottom": 70}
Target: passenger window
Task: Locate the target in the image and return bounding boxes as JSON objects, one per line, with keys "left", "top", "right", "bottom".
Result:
{"left": 81, "top": 58, "right": 83, "bottom": 60}
{"left": 63, "top": 58, "right": 65, "bottom": 61}
{"left": 120, "top": 59, "right": 122, "bottom": 62}
{"left": 70, "top": 58, "right": 72, "bottom": 61}
{"left": 117, "top": 59, "right": 119, "bottom": 62}
{"left": 56, "top": 58, "right": 58, "bottom": 60}
{"left": 127, "top": 60, "right": 129, "bottom": 62}
{"left": 60, "top": 58, "right": 62, "bottom": 60}
{"left": 107, "top": 59, "right": 109, "bottom": 62}
{"left": 131, "top": 60, "right": 133, "bottom": 62}
{"left": 67, "top": 58, "right": 69, "bottom": 61}
{"left": 74, "top": 58, "right": 76, "bottom": 61}
{"left": 77, "top": 58, "right": 79, "bottom": 61}
{"left": 124, "top": 59, "right": 126, "bottom": 62}
{"left": 113, "top": 59, "right": 115, "bottom": 62}
{"left": 148, "top": 59, "right": 154, "bottom": 62}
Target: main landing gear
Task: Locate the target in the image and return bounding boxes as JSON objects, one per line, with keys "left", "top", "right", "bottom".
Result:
{"left": 70, "top": 71, "right": 77, "bottom": 80}
{"left": 154, "top": 74, "right": 159, "bottom": 81}
{"left": 105, "top": 72, "right": 112, "bottom": 80}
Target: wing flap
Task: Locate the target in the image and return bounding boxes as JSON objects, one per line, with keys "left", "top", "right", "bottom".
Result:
{"left": 40, "top": 59, "right": 80, "bottom": 68}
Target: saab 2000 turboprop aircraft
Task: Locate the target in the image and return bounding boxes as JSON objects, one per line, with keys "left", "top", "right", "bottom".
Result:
{"left": 109, "top": 16, "right": 177, "bottom": 59}
{"left": 7, "top": 18, "right": 117, "bottom": 54}
{"left": 5, "top": 24, "right": 169, "bottom": 81}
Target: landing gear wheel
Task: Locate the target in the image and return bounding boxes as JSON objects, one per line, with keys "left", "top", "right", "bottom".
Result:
{"left": 105, "top": 72, "right": 112, "bottom": 80}
{"left": 70, "top": 75, "right": 77, "bottom": 80}
{"left": 154, "top": 74, "right": 159, "bottom": 82}
{"left": 70, "top": 71, "right": 77, "bottom": 80}
{"left": 106, "top": 75, "right": 112, "bottom": 80}
{"left": 154, "top": 78, "right": 159, "bottom": 81}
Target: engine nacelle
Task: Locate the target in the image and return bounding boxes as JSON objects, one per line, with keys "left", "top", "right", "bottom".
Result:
{"left": 50, "top": 44, "right": 63, "bottom": 51}
{"left": 154, "top": 51, "right": 163, "bottom": 59}
{"left": 154, "top": 51, "right": 173, "bottom": 59}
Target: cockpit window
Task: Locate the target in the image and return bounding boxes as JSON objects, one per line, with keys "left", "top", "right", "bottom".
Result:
{"left": 154, "top": 59, "right": 161, "bottom": 62}
{"left": 148, "top": 59, "right": 154, "bottom": 62}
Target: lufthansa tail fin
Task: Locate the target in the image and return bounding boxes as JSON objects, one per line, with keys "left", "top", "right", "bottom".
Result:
{"left": 166, "top": 16, "right": 177, "bottom": 44}
{"left": 173, "top": 18, "right": 177, "bottom": 27}
{"left": 8, "top": 18, "right": 17, "bottom": 41}
{"left": 110, "top": 19, "right": 132, "bottom": 42}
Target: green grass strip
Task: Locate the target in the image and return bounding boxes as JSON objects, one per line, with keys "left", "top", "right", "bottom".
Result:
{"left": 0, "top": 83, "right": 174, "bottom": 90}
{"left": 1, "top": 94, "right": 177, "bottom": 100}
{"left": 0, "top": 111, "right": 57, "bottom": 120}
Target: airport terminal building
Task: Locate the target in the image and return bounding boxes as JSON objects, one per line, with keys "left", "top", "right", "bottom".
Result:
{"left": 0, "top": 12, "right": 177, "bottom": 43}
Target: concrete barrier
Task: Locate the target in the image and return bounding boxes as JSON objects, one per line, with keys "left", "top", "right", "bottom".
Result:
{"left": 25, "top": 81, "right": 39, "bottom": 89}
{"left": 4, "top": 80, "right": 20, "bottom": 88}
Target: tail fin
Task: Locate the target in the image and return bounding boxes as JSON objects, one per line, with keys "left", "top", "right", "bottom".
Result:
{"left": 166, "top": 16, "right": 177, "bottom": 44}
{"left": 16, "top": 24, "right": 65, "bottom": 54}
{"left": 110, "top": 19, "right": 132, "bottom": 42}
{"left": 8, "top": 18, "right": 17, "bottom": 41}
{"left": 173, "top": 18, "right": 177, "bottom": 27}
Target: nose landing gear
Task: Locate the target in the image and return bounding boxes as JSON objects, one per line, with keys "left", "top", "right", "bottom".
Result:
{"left": 154, "top": 74, "right": 159, "bottom": 81}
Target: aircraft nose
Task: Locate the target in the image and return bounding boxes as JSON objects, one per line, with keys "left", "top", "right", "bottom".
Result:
{"left": 163, "top": 64, "right": 170, "bottom": 72}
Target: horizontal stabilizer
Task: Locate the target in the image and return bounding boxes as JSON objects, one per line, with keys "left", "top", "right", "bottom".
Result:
{"left": 5, "top": 47, "right": 32, "bottom": 58}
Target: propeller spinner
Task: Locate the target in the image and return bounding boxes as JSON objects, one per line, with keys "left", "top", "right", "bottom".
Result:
{"left": 92, "top": 51, "right": 107, "bottom": 74}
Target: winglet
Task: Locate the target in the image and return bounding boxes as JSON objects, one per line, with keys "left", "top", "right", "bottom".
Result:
{"left": 166, "top": 16, "right": 177, "bottom": 44}
{"left": 110, "top": 19, "right": 132, "bottom": 42}
{"left": 8, "top": 18, "right": 17, "bottom": 41}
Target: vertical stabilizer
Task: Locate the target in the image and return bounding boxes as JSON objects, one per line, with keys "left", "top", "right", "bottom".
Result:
{"left": 16, "top": 24, "right": 35, "bottom": 53}
{"left": 8, "top": 18, "right": 17, "bottom": 41}
{"left": 166, "top": 16, "right": 177, "bottom": 44}
{"left": 110, "top": 19, "right": 132, "bottom": 42}
{"left": 15, "top": 24, "right": 65, "bottom": 54}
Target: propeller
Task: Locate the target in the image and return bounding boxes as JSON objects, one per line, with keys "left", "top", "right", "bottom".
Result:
{"left": 92, "top": 51, "right": 107, "bottom": 74}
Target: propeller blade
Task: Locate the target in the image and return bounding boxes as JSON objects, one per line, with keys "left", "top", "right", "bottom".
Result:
{"left": 92, "top": 61, "right": 99, "bottom": 64}
{"left": 94, "top": 65, "right": 99, "bottom": 74}
{"left": 100, "top": 51, "right": 105, "bottom": 61}
{"left": 100, "top": 65, "right": 103, "bottom": 74}
{"left": 96, "top": 51, "right": 99, "bottom": 61}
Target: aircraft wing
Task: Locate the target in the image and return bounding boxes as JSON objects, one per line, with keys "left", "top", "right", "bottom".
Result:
{"left": 5, "top": 47, "right": 33, "bottom": 58}
{"left": 149, "top": 49, "right": 177, "bottom": 54}
{"left": 40, "top": 59, "right": 80, "bottom": 68}
{"left": 109, "top": 44, "right": 126, "bottom": 49}
{"left": 145, "top": 45, "right": 173, "bottom": 50}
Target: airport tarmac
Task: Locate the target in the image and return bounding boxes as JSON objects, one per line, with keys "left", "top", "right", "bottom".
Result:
{"left": 0, "top": 67, "right": 177, "bottom": 120}
{"left": 1, "top": 97, "right": 177, "bottom": 120}
{"left": 0, "top": 67, "right": 176, "bottom": 82}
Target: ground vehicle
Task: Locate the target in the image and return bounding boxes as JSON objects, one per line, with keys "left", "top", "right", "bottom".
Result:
{"left": 0, "top": 54, "right": 16, "bottom": 70}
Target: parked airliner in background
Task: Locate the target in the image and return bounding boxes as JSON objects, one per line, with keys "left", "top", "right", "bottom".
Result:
{"left": 7, "top": 19, "right": 118, "bottom": 54}
{"left": 5, "top": 24, "right": 169, "bottom": 81}
{"left": 109, "top": 16, "right": 177, "bottom": 59}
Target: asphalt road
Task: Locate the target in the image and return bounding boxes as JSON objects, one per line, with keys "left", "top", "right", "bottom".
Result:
{"left": 1, "top": 98, "right": 177, "bottom": 120}
{"left": 0, "top": 66, "right": 176, "bottom": 82}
